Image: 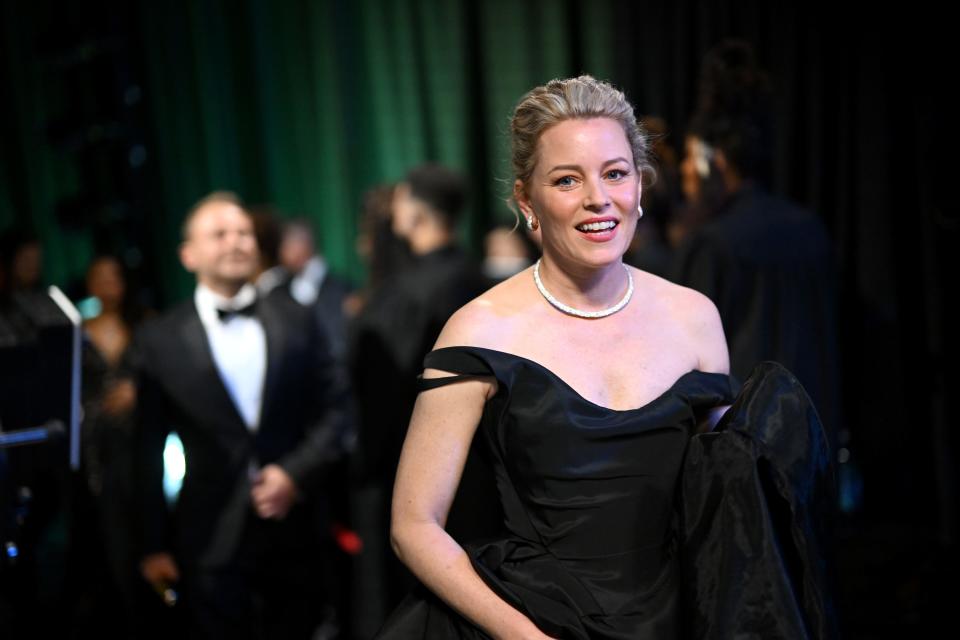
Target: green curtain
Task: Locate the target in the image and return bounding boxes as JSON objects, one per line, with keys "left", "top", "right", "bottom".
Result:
{"left": 132, "top": 0, "right": 605, "bottom": 302}
{"left": 0, "top": 1, "right": 92, "bottom": 289}
{"left": 2, "top": 0, "right": 637, "bottom": 304}
{"left": 2, "top": 0, "right": 922, "bottom": 313}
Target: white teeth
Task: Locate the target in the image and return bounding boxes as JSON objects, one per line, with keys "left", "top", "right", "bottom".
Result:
{"left": 577, "top": 220, "right": 617, "bottom": 232}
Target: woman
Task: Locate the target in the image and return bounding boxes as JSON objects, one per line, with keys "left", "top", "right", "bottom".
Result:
{"left": 75, "top": 255, "right": 145, "bottom": 634}
{"left": 379, "top": 76, "right": 834, "bottom": 639}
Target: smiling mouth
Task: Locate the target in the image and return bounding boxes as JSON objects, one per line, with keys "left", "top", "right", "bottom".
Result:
{"left": 575, "top": 220, "right": 618, "bottom": 233}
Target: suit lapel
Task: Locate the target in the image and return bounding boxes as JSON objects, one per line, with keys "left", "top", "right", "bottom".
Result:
{"left": 179, "top": 302, "right": 250, "bottom": 433}
{"left": 257, "top": 298, "right": 285, "bottom": 431}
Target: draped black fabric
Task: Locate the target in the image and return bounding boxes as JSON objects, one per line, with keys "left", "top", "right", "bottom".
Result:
{"left": 679, "top": 361, "right": 838, "bottom": 639}
{"left": 376, "top": 348, "right": 836, "bottom": 639}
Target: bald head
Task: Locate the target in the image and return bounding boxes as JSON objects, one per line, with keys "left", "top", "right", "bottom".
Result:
{"left": 179, "top": 192, "right": 259, "bottom": 296}
{"left": 181, "top": 191, "right": 245, "bottom": 241}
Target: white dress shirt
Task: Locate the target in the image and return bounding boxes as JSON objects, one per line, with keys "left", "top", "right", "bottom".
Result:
{"left": 290, "top": 255, "right": 328, "bottom": 306}
{"left": 194, "top": 283, "right": 267, "bottom": 431}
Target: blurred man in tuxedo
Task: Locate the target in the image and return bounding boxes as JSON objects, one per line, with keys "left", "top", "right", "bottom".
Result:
{"left": 134, "top": 191, "right": 351, "bottom": 638}
{"left": 279, "top": 218, "right": 354, "bottom": 362}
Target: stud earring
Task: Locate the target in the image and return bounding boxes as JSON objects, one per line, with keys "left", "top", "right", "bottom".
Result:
{"left": 526, "top": 215, "right": 539, "bottom": 231}
{"left": 637, "top": 205, "right": 644, "bottom": 218}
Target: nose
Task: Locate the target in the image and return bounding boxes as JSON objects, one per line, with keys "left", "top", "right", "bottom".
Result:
{"left": 225, "top": 230, "right": 252, "bottom": 252}
{"left": 583, "top": 178, "right": 610, "bottom": 212}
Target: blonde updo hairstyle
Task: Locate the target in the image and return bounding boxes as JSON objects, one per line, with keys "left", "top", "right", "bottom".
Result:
{"left": 510, "top": 75, "right": 654, "bottom": 206}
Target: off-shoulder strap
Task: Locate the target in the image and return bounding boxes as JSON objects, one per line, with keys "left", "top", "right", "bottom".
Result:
{"left": 417, "top": 347, "right": 495, "bottom": 392}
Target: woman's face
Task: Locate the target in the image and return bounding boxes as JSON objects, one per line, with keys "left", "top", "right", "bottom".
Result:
{"left": 12, "top": 242, "right": 42, "bottom": 289}
{"left": 86, "top": 257, "right": 125, "bottom": 306}
{"left": 391, "top": 183, "right": 420, "bottom": 240}
{"left": 517, "top": 118, "right": 640, "bottom": 271}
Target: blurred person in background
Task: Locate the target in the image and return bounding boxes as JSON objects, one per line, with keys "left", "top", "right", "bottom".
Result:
{"left": 134, "top": 191, "right": 353, "bottom": 639}
{"left": 279, "top": 218, "right": 354, "bottom": 362}
{"left": 348, "top": 165, "right": 492, "bottom": 621}
{"left": 348, "top": 184, "right": 411, "bottom": 318}
{"left": 481, "top": 223, "right": 537, "bottom": 286}
{"left": 263, "top": 211, "right": 358, "bottom": 636}
{"left": 249, "top": 205, "right": 287, "bottom": 297}
{"left": 73, "top": 255, "right": 147, "bottom": 636}
{"left": 0, "top": 228, "right": 44, "bottom": 295}
{"left": 670, "top": 39, "right": 840, "bottom": 441}
{"left": 384, "top": 163, "right": 490, "bottom": 374}
{"left": 623, "top": 115, "right": 681, "bottom": 278}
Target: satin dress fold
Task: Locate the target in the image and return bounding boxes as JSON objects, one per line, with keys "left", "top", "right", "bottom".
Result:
{"left": 376, "top": 347, "right": 836, "bottom": 640}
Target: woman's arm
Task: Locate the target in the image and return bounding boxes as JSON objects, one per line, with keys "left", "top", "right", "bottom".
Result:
{"left": 390, "top": 369, "right": 553, "bottom": 640}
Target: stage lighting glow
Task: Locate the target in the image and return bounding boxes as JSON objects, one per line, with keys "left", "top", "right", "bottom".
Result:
{"left": 162, "top": 432, "right": 185, "bottom": 506}
{"left": 76, "top": 296, "right": 102, "bottom": 320}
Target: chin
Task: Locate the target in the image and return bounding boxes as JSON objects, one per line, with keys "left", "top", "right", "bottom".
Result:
{"left": 586, "top": 255, "right": 628, "bottom": 271}
{"left": 579, "top": 243, "right": 630, "bottom": 265}
{"left": 219, "top": 269, "right": 255, "bottom": 284}
{"left": 550, "top": 252, "right": 624, "bottom": 276}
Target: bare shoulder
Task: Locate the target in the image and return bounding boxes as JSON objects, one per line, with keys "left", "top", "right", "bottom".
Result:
{"left": 629, "top": 267, "right": 729, "bottom": 374}
{"left": 432, "top": 268, "right": 532, "bottom": 352}
{"left": 432, "top": 298, "right": 498, "bottom": 351}
{"left": 422, "top": 274, "right": 531, "bottom": 402}
{"left": 628, "top": 266, "right": 708, "bottom": 314}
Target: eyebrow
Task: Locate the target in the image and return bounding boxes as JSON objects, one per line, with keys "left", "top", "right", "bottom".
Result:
{"left": 547, "top": 157, "right": 631, "bottom": 173}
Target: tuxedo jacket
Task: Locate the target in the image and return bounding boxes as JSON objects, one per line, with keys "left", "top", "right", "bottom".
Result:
{"left": 275, "top": 268, "right": 354, "bottom": 363}
{"left": 310, "top": 272, "right": 353, "bottom": 362}
{"left": 134, "top": 292, "right": 352, "bottom": 570}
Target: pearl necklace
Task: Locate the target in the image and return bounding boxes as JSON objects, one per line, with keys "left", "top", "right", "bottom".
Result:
{"left": 533, "top": 259, "right": 633, "bottom": 319}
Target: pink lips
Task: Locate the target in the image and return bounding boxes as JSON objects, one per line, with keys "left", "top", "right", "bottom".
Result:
{"left": 575, "top": 216, "right": 620, "bottom": 243}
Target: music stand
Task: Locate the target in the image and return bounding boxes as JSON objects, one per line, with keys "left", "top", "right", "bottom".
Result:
{"left": 0, "top": 285, "right": 82, "bottom": 628}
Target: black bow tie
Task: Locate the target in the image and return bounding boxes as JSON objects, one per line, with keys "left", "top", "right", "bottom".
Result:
{"left": 216, "top": 300, "right": 257, "bottom": 322}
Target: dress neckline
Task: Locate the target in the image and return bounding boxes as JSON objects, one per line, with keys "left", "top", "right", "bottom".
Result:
{"left": 427, "top": 345, "right": 730, "bottom": 415}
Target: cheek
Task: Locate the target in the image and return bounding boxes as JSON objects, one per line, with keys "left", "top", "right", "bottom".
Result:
{"left": 531, "top": 189, "right": 573, "bottom": 223}
{"left": 391, "top": 207, "right": 411, "bottom": 232}
{"left": 234, "top": 235, "right": 255, "bottom": 253}
{"left": 621, "top": 211, "right": 641, "bottom": 238}
{"left": 605, "top": 185, "right": 638, "bottom": 218}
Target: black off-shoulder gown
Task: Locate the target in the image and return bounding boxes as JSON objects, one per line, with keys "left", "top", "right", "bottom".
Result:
{"left": 376, "top": 346, "right": 837, "bottom": 639}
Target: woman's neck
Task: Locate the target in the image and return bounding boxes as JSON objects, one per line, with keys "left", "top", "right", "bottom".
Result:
{"left": 408, "top": 222, "right": 453, "bottom": 256}
{"left": 98, "top": 300, "right": 122, "bottom": 316}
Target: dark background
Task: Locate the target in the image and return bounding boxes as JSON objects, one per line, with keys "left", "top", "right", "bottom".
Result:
{"left": 1, "top": 1, "right": 955, "bottom": 637}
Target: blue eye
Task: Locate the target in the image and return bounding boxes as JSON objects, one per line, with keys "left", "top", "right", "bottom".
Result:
{"left": 606, "top": 169, "right": 629, "bottom": 180}
{"left": 554, "top": 176, "right": 575, "bottom": 187}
